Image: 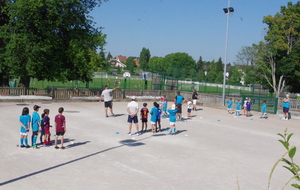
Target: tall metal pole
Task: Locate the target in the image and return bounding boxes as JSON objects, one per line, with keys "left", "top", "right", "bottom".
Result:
{"left": 222, "top": 0, "right": 231, "bottom": 106}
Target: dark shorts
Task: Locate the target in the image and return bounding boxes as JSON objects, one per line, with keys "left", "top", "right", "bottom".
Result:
{"left": 283, "top": 107, "right": 289, "bottom": 113}
{"left": 128, "top": 115, "right": 138, "bottom": 123}
{"left": 142, "top": 119, "right": 148, "bottom": 122}
{"left": 176, "top": 104, "right": 182, "bottom": 113}
{"left": 156, "top": 119, "right": 161, "bottom": 123}
{"left": 32, "top": 131, "right": 38, "bottom": 136}
{"left": 104, "top": 101, "right": 113, "bottom": 108}
{"left": 187, "top": 109, "right": 192, "bottom": 113}
{"left": 44, "top": 127, "right": 50, "bottom": 134}
{"left": 247, "top": 108, "right": 251, "bottom": 111}
{"left": 56, "top": 132, "right": 65, "bottom": 136}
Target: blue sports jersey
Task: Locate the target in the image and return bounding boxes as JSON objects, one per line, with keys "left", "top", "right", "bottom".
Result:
{"left": 236, "top": 102, "right": 242, "bottom": 111}
{"left": 150, "top": 107, "right": 158, "bottom": 122}
{"left": 226, "top": 101, "right": 233, "bottom": 109}
{"left": 32, "top": 112, "right": 40, "bottom": 132}
{"left": 20, "top": 115, "right": 31, "bottom": 133}
{"left": 283, "top": 98, "right": 290, "bottom": 108}
{"left": 262, "top": 104, "right": 267, "bottom": 113}
{"left": 246, "top": 101, "right": 252, "bottom": 110}
{"left": 175, "top": 95, "right": 184, "bottom": 104}
{"left": 168, "top": 109, "right": 178, "bottom": 122}
{"left": 157, "top": 108, "right": 162, "bottom": 120}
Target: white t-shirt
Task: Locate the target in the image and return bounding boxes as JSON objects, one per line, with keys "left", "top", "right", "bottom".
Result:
{"left": 187, "top": 101, "right": 192, "bottom": 109}
{"left": 127, "top": 101, "right": 139, "bottom": 114}
{"left": 101, "top": 89, "right": 113, "bottom": 102}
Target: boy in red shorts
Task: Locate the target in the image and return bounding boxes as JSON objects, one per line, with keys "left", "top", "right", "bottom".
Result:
{"left": 43, "top": 109, "right": 52, "bottom": 147}
{"left": 54, "top": 107, "right": 66, "bottom": 149}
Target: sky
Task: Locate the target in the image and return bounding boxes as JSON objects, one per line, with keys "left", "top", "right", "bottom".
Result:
{"left": 90, "top": 0, "right": 299, "bottom": 64}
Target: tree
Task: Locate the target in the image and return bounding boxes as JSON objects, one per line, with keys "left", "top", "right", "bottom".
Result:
{"left": 236, "top": 45, "right": 257, "bottom": 65}
{"left": 126, "top": 57, "right": 137, "bottom": 73}
{"left": 0, "top": 0, "right": 10, "bottom": 86}
{"left": 257, "top": 1, "right": 300, "bottom": 95}
{"left": 106, "top": 51, "right": 113, "bottom": 61}
{"left": 0, "top": 0, "right": 107, "bottom": 87}
{"left": 139, "top": 47, "right": 151, "bottom": 71}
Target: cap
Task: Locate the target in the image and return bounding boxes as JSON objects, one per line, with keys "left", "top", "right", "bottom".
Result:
{"left": 171, "top": 104, "right": 176, "bottom": 110}
{"left": 132, "top": 96, "right": 136, "bottom": 100}
{"left": 33, "top": 105, "right": 41, "bottom": 110}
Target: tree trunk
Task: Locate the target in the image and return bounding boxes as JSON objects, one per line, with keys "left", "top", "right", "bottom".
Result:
{"left": 19, "top": 76, "right": 30, "bottom": 88}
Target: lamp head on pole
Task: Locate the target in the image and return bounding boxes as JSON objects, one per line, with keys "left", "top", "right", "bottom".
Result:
{"left": 223, "top": 7, "right": 234, "bottom": 15}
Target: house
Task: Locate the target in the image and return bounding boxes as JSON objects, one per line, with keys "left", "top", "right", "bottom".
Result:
{"left": 109, "top": 56, "right": 127, "bottom": 68}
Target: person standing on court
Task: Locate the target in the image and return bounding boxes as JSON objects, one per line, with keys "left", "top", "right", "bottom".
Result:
{"left": 174, "top": 91, "right": 184, "bottom": 121}
{"left": 126, "top": 96, "right": 140, "bottom": 136}
{"left": 282, "top": 94, "right": 290, "bottom": 120}
{"left": 100, "top": 85, "right": 119, "bottom": 117}
{"left": 192, "top": 89, "right": 198, "bottom": 111}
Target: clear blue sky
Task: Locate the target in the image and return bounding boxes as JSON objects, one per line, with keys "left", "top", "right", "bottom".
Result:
{"left": 90, "top": 0, "right": 298, "bottom": 64}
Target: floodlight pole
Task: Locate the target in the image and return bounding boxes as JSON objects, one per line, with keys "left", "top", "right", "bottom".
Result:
{"left": 222, "top": 0, "right": 233, "bottom": 106}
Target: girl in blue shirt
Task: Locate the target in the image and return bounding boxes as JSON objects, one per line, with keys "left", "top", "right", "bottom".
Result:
{"left": 150, "top": 102, "right": 158, "bottom": 133}
{"left": 19, "top": 107, "right": 31, "bottom": 148}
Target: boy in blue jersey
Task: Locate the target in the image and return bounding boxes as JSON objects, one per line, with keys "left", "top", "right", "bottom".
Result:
{"left": 246, "top": 98, "right": 252, "bottom": 117}
{"left": 282, "top": 94, "right": 290, "bottom": 120}
{"left": 174, "top": 91, "right": 184, "bottom": 121}
{"left": 226, "top": 98, "right": 233, "bottom": 114}
{"left": 31, "top": 105, "right": 41, "bottom": 148}
{"left": 19, "top": 107, "right": 31, "bottom": 148}
{"left": 162, "top": 95, "right": 168, "bottom": 117}
{"left": 260, "top": 101, "right": 268, "bottom": 119}
{"left": 168, "top": 104, "right": 178, "bottom": 135}
{"left": 150, "top": 102, "right": 158, "bottom": 133}
{"left": 235, "top": 99, "right": 242, "bottom": 116}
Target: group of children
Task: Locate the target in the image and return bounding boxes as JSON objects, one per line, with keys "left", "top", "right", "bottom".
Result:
{"left": 226, "top": 98, "right": 268, "bottom": 119}
{"left": 19, "top": 105, "right": 67, "bottom": 149}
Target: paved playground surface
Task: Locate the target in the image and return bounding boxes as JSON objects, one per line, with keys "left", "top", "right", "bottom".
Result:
{"left": 0, "top": 101, "right": 299, "bottom": 190}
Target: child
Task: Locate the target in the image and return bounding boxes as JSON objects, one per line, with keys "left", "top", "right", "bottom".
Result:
{"left": 43, "top": 109, "right": 52, "bottom": 146}
{"left": 156, "top": 103, "right": 162, "bottom": 132}
{"left": 40, "top": 113, "right": 45, "bottom": 145}
{"left": 19, "top": 107, "right": 31, "bottom": 148}
{"left": 260, "top": 101, "right": 268, "bottom": 119}
{"left": 187, "top": 99, "right": 192, "bottom": 117}
{"left": 226, "top": 98, "right": 233, "bottom": 114}
{"left": 168, "top": 104, "right": 178, "bottom": 135}
{"left": 150, "top": 102, "right": 158, "bottom": 133}
{"left": 235, "top": 100, "right": 242, "bottom": 116}
{"left": 140, "top": 103, "right": 149, "bottom": 133}
{"left": 246, "top": 98, "right": 252, "bottom": 117}
{"left": 54, "top": 107, "right": 66, "bottom": 149}
{"left": 162, "top": 95, "right": 169, "bottom": 118}
{"left": 31, "top": 105, "right": 41, "bottom": 148}
{"left": 243, "top": 98, "right": 248, "bottom": 115}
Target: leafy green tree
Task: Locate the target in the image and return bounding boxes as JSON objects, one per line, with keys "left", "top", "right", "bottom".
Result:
{"left": 126, "top": 57, "right": 137, "bottom": 74}
{"left": 195, "top": 56, "right": 205, "bottom": 80}
{"left": 259, "top": 1, "right": 300, "bottom": 94}
{"left": 139, "top": 47, "right": 151, "bottom": 71}
{"left": 0, "top": 0, "right": 107, "bottom": 87}
{"left": 0, "top": 0, "right": 10, "bottom": 86}
{"left": 106, "top": 51, "right": 113, "bottom": 61}
{"left": 148, "top": 56, "right": 164, "bottom": 73}
{"left": 236, "top": 45, "right": 257, "bottom": 65}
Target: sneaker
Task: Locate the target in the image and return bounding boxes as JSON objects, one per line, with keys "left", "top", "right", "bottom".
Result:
{"left": 55, "top": 146, "right": 59, "bottom": 149}
{"left": 61, "top": 146, "right": 65, "bottom": 149}
{"left": 20, "top": 145, "right": 25, "bottom": 148}
{"left": 127, "top": 132, "right": 131, "bottom": 135}
{"left": 106, "top": 115, "right": 109, "bottom": 118}
{"left": 25, "top": 145, "right": 31, "bottom": 148}
{"left": 136, "top": 132, "right": 141, "bottom": 136}
{"left": 285, "top": 118, "right": 288, "bottom": 120}
{"left": 32, "top": 145, "right": 37, "bottom": 148}
{"left": 44, "top": 144, "right": 50, "bottom": 147}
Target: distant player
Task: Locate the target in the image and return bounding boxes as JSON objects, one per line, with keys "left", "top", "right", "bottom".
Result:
{"left": 187, "top": 99, "right": 192, "bottom": 117}
{"left": 235, "top": 99, "right": 242, "bottom": 116}
{"left": 31, "top": 105, "right": 41, "bottom": 148}
{"left": 226, "top": 98, "right": 233, "bottom": 114}
{"left": 156, "top": 103, "right": 162, "bottom": 132}
{"left": 150, "top": 102, "right": 158, "bottom": 133}
{"left": 140, "top": 103, "right": 149, "bottom": 133}
{"left": 43, "top": 109, "right": 52, "bottom": 146}
{"left": 174, "top": 91, "right": 184, "bottom": 121}
{"left": 260, "top": 101, "right": 268, "bottom": 119}
{"left": 54, "top": 107, "right": 66, "bottom": 149}
{"left": 19, "top": 107, "right": 31, "bottom": 148}
{"left": 168, "top": 104, "right": 178, "bottom": 135}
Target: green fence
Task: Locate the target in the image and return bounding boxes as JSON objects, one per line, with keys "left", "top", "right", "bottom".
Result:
{"left": 241, "top": 95, "right": 279, "bottom": 114}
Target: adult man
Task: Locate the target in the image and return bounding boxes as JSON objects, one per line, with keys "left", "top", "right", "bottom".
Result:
{"left": 174, "top": 91, "right": 184, "bottom": 121}
{"left": 100, "top": 85, "right": 119, "bottom": 117}
{"left": 126, "top": 96, "right": 140, "bottom": 135}
{"left": 192, "top": 89, "right": 198, "bottom": 111}
{"left": 282, "top": 94, "right": 290, "bottom": 120}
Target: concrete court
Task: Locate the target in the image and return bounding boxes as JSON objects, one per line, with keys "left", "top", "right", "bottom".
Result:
{"left": 0, "top": 101, "right": 299, "bottom": 190}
